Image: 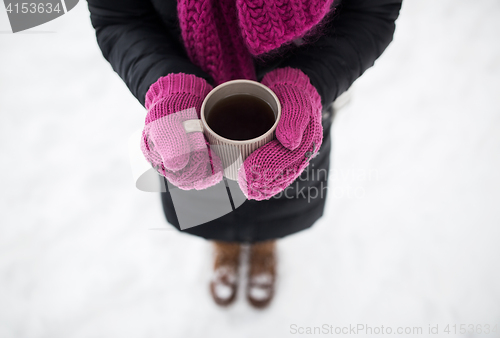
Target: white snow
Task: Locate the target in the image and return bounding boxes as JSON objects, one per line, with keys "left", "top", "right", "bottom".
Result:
{"left": 250, "top": 273, "right": 273, "bottom": 286}
{"left": 248, "top": 273, "right": 274, "bottom": 301}
{"left": 248, "top": 285, "right": 271, "bottom": 301}
{"left": 1, "top": 0, "right": 500, "bottom": 337}
{"left": 212, "top": 282, "right": 233, "bottom": 301}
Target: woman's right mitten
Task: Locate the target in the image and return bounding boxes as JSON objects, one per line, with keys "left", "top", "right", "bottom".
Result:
{"left": 141, "top": 73, "right": 223, "bottom": 190}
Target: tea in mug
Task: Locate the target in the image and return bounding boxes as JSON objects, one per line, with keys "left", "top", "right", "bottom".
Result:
{"left": 206, "top": 94, "right": 276, "bottom": 141}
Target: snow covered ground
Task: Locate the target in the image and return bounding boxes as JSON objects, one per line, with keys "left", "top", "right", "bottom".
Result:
{"left": 1, "top": 1, "right": 500, "bottom": 337}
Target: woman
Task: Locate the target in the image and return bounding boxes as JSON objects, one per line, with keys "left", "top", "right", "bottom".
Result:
{"left": 87, "top": 0, "right": 402, "bottom": 308}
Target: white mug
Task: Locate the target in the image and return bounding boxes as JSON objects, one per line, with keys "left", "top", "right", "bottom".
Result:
{"left": 183, "top": 79, "right": 281, "bottom": 181}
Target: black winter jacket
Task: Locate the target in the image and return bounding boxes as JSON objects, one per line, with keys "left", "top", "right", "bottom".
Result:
{"left": 86, "top": 0, "right": 402, "bottom": 242}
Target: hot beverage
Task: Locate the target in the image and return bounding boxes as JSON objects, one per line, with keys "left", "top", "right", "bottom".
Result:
{"left": 206, "top": 94, "right": 276, "bottom": 141}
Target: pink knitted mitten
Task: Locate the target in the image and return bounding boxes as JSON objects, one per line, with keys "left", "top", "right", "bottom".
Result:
{"left": 238, "top": 67, "right": 323, "bottom": 200}
{"left": 141, "top": 73, "right": 223, "bottom": 190}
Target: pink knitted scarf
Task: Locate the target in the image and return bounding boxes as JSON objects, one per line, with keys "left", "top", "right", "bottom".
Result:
{"left": 177, "top": 0, "right": 336, "bottom": 85}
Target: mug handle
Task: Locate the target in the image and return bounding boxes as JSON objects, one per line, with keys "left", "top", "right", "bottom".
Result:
{"left": 182, "top": 119, "right": 203, "bottom": 133}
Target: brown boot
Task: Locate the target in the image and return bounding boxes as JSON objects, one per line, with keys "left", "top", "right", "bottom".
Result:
{"left": 209, "top": 240, "right": 241, "bottom": 306}
{"left": 247, "top": 240, "right": 277, "bottom": 309}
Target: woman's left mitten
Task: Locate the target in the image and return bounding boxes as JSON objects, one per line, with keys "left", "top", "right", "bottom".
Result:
{"left": 238, "top": 67, "right": 323, "bottom": 200}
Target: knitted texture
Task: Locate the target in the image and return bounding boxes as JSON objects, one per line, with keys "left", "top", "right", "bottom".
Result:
{"left": 178, "top": 0, "right": 257, "bottom": 85}
{"left": 141, "top": 73, "right": 223, "bottom": 190}
{"left": 238, "top": 67, "right": 323, "bottom": 200}
{"left": 177, "top": 0, "right": 335, "bottom": 84}
{"left": 236, "top": 0, "right": 335, "bottom": 55}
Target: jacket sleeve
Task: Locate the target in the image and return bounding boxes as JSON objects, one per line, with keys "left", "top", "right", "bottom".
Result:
{"left": 86, "top": 0, "right": 213, "bottom": 107}
{"left": 278, "top": 0, "right": 403, "bottom": 108}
